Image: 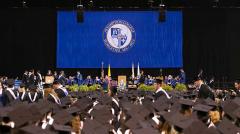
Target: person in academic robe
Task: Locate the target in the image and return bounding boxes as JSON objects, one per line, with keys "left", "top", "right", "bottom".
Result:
{"left": 18, "top": 83, "right": 28, "bottom": 102}
{"left": 53, "top": 71, "right": 58, "bottom": 81}
{"left": 171, "top": 76, "right": 180, "bottom": 88}
{"left": 102, "top": 75, "right": 110, "bottom": 92}
{"left": 139, "top": 70, "right": 146, "bottom": 84}
{"left": 93, "top": 76, "right": 101, "bottom": 85}
{"left": 46, "top": 70, "right": 53, "bottom": 76}
{"left": 147, "top": 75, "right": 154, "bottom": 85}
{"left": 67, "top": 76, "right": 75, "bottom": 86}
{"left": 0, "top": 116, "right": 14, "bottom": 134}
{"left": 0, "top": 82, "right": 4, "bottom": 107}
{"left": 153, "top": 79, "right": 171, "bottom": 100}
{"left": 22, "top": 70, "right": 29, "bottom": 85}
{"left": 26, "top": 85, "right": 40, "bottom": 103}
{"left": 167, "top": 75, "right": 174, "bottom": 86}
{"left": 75, "top": 71, "right": 83, "bottom": 85}
{"left": 58, "top": 71, "right": 67, "bottom": 86}
{"left": 45, "top": 88, "right": 61, "bottom": 104}
{"left": 179, "top": 69, "right": 186, "bottom": 84}
{"left": 2, "top": 79, "right": 19, "bottom": 106}
{"left": 28, "top": 69, "right": 36, "bottom": 87}
{"left": 52, "top": 81, "right": 68, "bottom": 99}
{"left": 163, "top": 76, "right": 168, "bottom": 84}
{"left": 36, "top": 70, "right": 43, "bottom": 89}
{"left": 194, "top": 77, "right": 214, "bottom": 100}
{"left": 233, "top": 80, "right": 240, "bottom": 97}
{"left": 83, "top": 76, "right": 93, "bottom": 86}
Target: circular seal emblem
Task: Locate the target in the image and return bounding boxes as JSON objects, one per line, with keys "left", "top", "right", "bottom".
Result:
{"left": 103, "top": 20, "right": 136, "bottom": 53}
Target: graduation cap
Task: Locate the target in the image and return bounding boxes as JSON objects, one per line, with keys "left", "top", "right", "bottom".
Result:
{"left": 142, "top": 101, "right": 155, "bottom": 114}
{"left": 72, "top": 98, "right": 93, "bottom": 111}
{"left": 232, "top": 97, "right": 240, "bottom": 107}
{"left": 36, "top": 100, "right": 61, "bottom": 115}
{"left": 222, "top": 100, "right": 240, "bottom": 120}
{"left": 6, "top": 79, "right": 14, "bottom": 86}
{"left": 8, "top": 104, "right": 34, "bottom": 127}
{"left": 192, "top": 76, "right": 202, "bottom": 83}
{"left": 0, "top": 107, "right": 13, "bottom": 118}
{"left": 202, "top": 127, "right": 220, "bottom": 134}
{"left": 53, "top": 81, "right": 61, "bottom": 85}
{"left": 43, "top": 84, "right": 52, "bottom": 89}
{"left": 182, "top": 120, "right": 208, "bottom": 134}
{"left": 52, "top": 124, "right": 73, "bottom": 133}
{"left": 193, "top": 104, "right": 213, "bottom": 123}
{"left": 179, "top": 99, "right": 195, "bottom": 106}
{"left": 217, "top": 118, "right": 240, "bottom": 134}
{"left": 144, "top": 95, "right": 155, "bottom": 101}
{"left": 121, "top": 101, "right": 135, "bottom": 112}
{"left": 28, "top": 84, "right": 37, "bottom": 91}
{"left": 163, "top": 112, "right": 189, "bottom": 126}
{"left": 155, "top": 79, "right": 163, "bottom": 84}
{"left": 65, "top": 106, "right": 81, "bottom": 115}
{"left": 20, "top": 83, "right": 25, "bottom": 88}
{"left": 152, "top": 97, "right": 170, "bottom": 112}
{"left": 138, "top": 106, "right": 153, "bottom": 120}
{"left": 95, "top": 124, "right": 113, "bottom": 134}
{"left": 203, "top": 98, "right": 218, "bottom": 107}
{"left": 53, "top": 111, "right": 73, "bottom": 125}
{"left": 124, "top": 118, "right": 142, "bottom": 130}
{"left": 98, "top": 95, "right": 112, "bottom": 105}
{"left": 60, "top": 96, "right": 72, "bottom": 108}
{"left": 193, "top": 104, "right": 213, "bottom": 113}
{"left": 234, "top": 107, "right": 240, "bottom": 119}
{"left": 20, "top": 125, "right": 55, "bottom": 134}
{"left": 131, "top": 127, "right": 160, "bottom": 134}
{"left": 82, "top": 118, "right": 103, "bottom": 134}
{"left": 91, "top": 105, "right": 113, "bottom": 124}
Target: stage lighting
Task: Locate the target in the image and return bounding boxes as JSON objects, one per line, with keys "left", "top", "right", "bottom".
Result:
{"left": 88, "top": 0, "right": 94, "bottom": 8}
{"left": 77, "top": 4, "right": 84, "bottom": 23}
{"left": 22, "top": 0, "right": 27, "bottom": 8}
{"left": 159, "top": 2, "right": 166, "bottom": 22}
{"left": 212, "top": 0, "right": 219, "bottom": 8}
{"left": 148, "top": 0, "right": 154, "bottom": 8}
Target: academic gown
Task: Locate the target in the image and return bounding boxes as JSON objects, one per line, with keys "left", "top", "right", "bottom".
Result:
{"left": 0, "top": 125, "right": 11, "bottom": 134}
{"left": 47, "top": 94, "right": 61, "bottom": 104}
{"left": 198, "top": 84, "right": 214, "bottom": 100}
{"left": 2, "top": 89, "right": 19, "bottom": 106}
{"left": 36, "top": 73, "right": 42, "bottom": 85}
{"left": 75, "top": 74, "right": 83, "bottom": 85}
{"left": 94, "top": 79, "right": 102, "bottom": 85}
{"left": 84, "top": 79, "right": 93, "bottom": 86}
{"left": 26, "top": 92, "right": 40, "bottom": 103}
{"left": 153, "top": 89, "right": 170, "bottom": 100}
{"left": 58, "top": 76, "right": 67, "bottom": 86}
{"left": 55, "top": 88, "right": 68, "bottom": 98}
{"left": 19, "top": 92, "right": 28, "bottom": 102}
{"left": 22, "top": 73, "right": 29, "bottom": 85}
{"left": 28, "top": 74, "right": 36, "bottom": 86}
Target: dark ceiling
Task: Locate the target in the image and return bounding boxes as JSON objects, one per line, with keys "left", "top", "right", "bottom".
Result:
{"left": 1, "top": 0, "right": 240, "bottom": 9}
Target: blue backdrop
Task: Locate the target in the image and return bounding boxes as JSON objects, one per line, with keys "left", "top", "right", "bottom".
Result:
{"left": 57, "top": 11, "right": 183, "bottom": 68}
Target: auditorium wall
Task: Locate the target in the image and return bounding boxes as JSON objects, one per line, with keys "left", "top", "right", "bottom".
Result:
{"left": 0, "top": 8, "right": 239, "bottom": 82}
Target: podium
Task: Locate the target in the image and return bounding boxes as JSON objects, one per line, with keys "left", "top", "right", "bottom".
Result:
{"left": 118, "top": 75, "right": 127, "bottom": 86}
{"left": 45, "top": 76, "right": 54, "bottom": 84}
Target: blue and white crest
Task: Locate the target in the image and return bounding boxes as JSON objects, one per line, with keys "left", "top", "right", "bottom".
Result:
{"left": 103, "top": 20, "right": 136, "bottom": 53}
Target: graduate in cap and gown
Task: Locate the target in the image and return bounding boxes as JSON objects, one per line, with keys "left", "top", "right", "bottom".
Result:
{"left": 153, "top": 79, "right": 171, "bottom": 100}
{"left": 2, "top": 79, "right": 19, "bottom": 106}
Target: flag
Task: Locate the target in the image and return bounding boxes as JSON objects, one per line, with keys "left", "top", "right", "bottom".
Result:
{"left": 101, "top": 62, "right": 104, "bottom": 78}
{"left": 108, "top": 64, "right": 111, "bottom": 77}
{"left": 137, "top": 62, "right": 140, "bottom": 77}
{"left": 132, "top": 63, "right": 135, "bottom": 79}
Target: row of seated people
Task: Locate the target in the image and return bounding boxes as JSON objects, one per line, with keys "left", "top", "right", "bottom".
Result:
{"left": 0, "top": 79, "right": 68, "bottom": 107}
